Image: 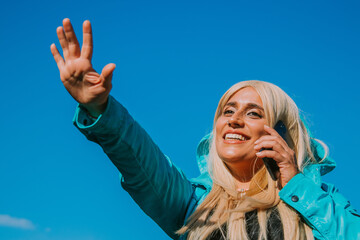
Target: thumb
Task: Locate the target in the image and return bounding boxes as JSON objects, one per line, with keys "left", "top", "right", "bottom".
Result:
{"left": 101, "top": 63, "right": 116, "bottom": 83}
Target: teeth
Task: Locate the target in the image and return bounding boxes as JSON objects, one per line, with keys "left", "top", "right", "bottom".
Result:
{"left": 225, "top": 133, "right": 246, "bottom": 141}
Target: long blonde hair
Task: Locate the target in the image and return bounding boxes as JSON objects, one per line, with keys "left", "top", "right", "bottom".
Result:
{"left": 178, "top": 80, "right": 322, "bottom": 239}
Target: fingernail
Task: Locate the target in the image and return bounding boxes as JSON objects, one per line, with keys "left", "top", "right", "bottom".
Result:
{"left": 254, "top": 140, "right": 259, "bottom": 144}
{"left": 256, "top": 152, "right": 262, "bottom": 156}
{"left": 264, "top": 125, "right": 269, "bottom": 128}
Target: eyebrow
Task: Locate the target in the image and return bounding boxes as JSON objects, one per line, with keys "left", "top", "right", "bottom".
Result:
{"left": 225, "top": 102, "right": 237, "bottom": 107}
{"left": 225, "top": 102, "right": 264, "bottom": 111}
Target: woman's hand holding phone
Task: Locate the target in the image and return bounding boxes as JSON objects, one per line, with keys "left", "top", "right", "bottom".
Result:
{"left": 254, "top": 124, "right": 299, "bottom": 188}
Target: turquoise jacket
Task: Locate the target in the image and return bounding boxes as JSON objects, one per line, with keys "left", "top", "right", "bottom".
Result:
{"left": 74, "top": 96, "right": 360, "bottom": 240}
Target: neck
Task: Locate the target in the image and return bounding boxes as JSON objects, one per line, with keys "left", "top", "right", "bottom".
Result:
{"left": 225, "top": 159, "right": 264, "bottom": 190}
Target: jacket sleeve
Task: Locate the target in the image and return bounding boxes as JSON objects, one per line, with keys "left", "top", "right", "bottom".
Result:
{"left": 73, "top": 96, "right": 194, "bottom": 239}
{"left": 279, "top": 173, "right": 360, "bottom": 240}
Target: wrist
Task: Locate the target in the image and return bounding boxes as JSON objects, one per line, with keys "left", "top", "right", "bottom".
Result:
{"left": 82, "top": 97, "right": 109, "bottom": 118}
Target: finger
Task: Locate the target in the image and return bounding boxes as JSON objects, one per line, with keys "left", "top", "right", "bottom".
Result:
{"left": 263, "top": 125, "right": 288, "bottom": 145}
{"left": 254, "top": 140, "right": 285, "bottom": 152}
{"left": 255, "top": 135, "right": 287, "bottom": 149}
{"left": 50, "top": 44, "right": 65, "bottom": 69}
{"left": 101, "top": 63, "right": 116, "bottom": 83}
{"left": 81, "top": 20, "right": 93, "bottom": 60}
{"left": 264, "top": 124, "right": 282, "bottom": 137}
{"left": 256, "top": 150, "right": 282, "bottom": 161}
{"left": 56, "top": 26, "right": 69, "bottom": 60}
{"left": 63, "top": 18, "right": 81, "bottom": 58}
{"left": 255, "top": 135, "right": 278, "bottom": 142}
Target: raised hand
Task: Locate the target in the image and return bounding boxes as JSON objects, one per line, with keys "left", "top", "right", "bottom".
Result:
{"left": 51, "top": 18, "right": 115, "bottom": 117}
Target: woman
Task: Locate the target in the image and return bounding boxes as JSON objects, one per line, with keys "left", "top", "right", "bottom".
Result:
{"left": 51, "top": 19, "right": 360, "bottom": 240}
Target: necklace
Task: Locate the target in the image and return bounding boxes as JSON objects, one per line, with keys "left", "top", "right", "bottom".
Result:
{"left": 237, "top": 188, "right": 248, "bottom": 197}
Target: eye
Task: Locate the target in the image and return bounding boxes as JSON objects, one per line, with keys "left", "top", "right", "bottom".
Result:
{"left": 247, "top": 111, "right": 262, "bottom": 118}
{"left": 223, "top": 109, "right": 234, "bottom": 116}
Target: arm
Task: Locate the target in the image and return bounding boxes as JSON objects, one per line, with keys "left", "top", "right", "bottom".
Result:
{"left": 74, "top": 96, "right": 194, "bottom": 239}
{"left": 51, "top": 19, "right": 193, "bottom": 239}
{"left": 279, "top": 173, "right": 360, "bottom": 240}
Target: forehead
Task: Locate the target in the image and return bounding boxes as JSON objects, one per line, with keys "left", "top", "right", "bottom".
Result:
{"left": 226, "top": 87, "right": 263, "bottom": 106}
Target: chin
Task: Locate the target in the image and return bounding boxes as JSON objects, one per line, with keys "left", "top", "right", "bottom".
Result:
{"left": 218, "top": 149, "right": 256, "bottom": 164}
{"left": 219, "top": 152, "right": 244, "bottom": 163}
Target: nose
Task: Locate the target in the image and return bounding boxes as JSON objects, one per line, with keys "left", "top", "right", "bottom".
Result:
{"left": 227, "top": 117, "right": 245, "bottom": 128}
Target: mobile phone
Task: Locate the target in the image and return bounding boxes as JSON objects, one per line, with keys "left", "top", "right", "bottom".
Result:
{"left": 261, "top": 120, "right": 287, "bottom": 181}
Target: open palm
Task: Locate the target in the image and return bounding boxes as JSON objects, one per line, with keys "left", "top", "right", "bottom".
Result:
{"left": 51, "top": 18, "right": 115, "bottom": 116}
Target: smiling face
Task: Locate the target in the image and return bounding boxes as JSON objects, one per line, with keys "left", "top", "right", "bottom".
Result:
{"left": 215, "top": 87, "right": 268, "bottom": 165}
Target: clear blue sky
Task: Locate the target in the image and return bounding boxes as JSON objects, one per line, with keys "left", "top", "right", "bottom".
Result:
{"left": 0, "top": 0, "right": 359, "bottom": 239}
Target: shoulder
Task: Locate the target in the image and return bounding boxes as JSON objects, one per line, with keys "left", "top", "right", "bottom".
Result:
{"left": 181, "top": 172, "right": 212, "bottom": 224}
{"left": 190, "top": 172, "right": 212, "bottom": 203}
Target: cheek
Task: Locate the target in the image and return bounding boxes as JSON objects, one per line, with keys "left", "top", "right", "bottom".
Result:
{"left": 247, "top": 121, "right": 267, "bottom": 137}
{"left": 215, "top": 119, "right": 226, "bottom": 136}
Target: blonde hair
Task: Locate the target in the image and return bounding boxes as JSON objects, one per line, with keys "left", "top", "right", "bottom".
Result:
{"left": 178, "top": 80, "right": 324, "bottom": 239}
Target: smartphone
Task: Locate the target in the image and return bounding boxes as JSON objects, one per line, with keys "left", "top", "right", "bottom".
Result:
{"left": 261, "top": 120, "right": 287, "bottom": 181}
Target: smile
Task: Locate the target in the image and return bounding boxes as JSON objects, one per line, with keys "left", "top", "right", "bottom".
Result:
{"left": 224, "top": 133, "right": 249, "bottom": 141}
